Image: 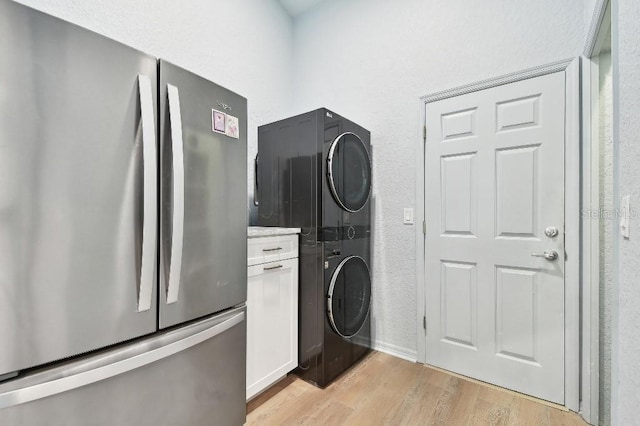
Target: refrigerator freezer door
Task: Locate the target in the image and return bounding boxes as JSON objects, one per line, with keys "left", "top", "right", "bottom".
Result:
{"left": 159, "top": 60, "right": 247, "bottom": 328}
{"left": 0, "top": 307, "right": 247, "bottom": 426}
{"left": 0, "top": 1, "right": 158, "bottom": 376}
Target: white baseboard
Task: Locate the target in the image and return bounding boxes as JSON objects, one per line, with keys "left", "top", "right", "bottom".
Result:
{"left": 370, "top": 340, "right": 417, "bottom": 363}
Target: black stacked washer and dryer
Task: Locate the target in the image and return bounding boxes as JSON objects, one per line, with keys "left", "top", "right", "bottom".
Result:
{"left": 257, "top": 108, "right": 372, "bottom": 387}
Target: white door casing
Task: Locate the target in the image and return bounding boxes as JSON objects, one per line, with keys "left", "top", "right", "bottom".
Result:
{"left": 424, "top": 71, "right": 566, "bottom": 404}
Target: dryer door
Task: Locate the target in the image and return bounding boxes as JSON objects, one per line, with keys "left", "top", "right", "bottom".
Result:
{"left": 327, "top": 256, "right": 371, "bottom": 338}
{"left": 327, "top": 132, "right": 372, "bottom": 212}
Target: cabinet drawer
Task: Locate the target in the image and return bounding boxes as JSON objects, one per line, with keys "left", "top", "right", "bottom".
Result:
{"left": 247, "top": 235, "right": 298, "bottom": 266}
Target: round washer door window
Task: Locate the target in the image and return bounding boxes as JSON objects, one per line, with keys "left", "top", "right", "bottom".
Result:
{"left": 327, "top": 256, "right": 372, "bottom": 338}
{"left": 327, "top": 132, "right": 371, "bottom": 212}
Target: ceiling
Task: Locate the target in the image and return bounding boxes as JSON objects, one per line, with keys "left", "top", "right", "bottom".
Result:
{"left": 278, "top": 0, "right": 325, "bottom": 17}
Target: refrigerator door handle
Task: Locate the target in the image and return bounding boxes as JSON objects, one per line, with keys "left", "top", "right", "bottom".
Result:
{"left": 137, "top": 75, "right": 157, "bottom": 312}
{"left": 166, "top": 84, "right": 185, "bottom": 305}
{"left": 0, "top": 311, "right": 245, "bottom": 409}
{"left": 254, "top": 154, "right": 259, "bottom": 206}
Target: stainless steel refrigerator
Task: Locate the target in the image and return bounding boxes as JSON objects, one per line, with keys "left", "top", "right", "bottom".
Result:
{"left": 0, "top": 1, "right": 247, "bottom": 424}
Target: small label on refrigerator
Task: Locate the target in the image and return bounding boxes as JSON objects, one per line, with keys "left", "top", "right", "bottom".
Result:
{"left": 212, "top": 109, "right": 226, "bottom": 133}
{"left": 225, "top": 114, "right": 239, "bottom": 139}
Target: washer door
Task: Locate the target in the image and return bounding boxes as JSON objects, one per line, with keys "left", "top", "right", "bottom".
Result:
{"left": 327, "top": 256, "right": 371, "bottom": 338}
{"left": 327, "top": 132, "right": 371, "bottom": 212}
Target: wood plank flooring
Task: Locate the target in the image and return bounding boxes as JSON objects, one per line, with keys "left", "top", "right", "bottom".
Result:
{"left": 246, "top": 351, "right": 586, "bottom": 425}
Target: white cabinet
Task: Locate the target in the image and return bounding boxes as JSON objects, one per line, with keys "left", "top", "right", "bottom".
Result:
{"left": 246, "top": 234, "right": 298, "bottom": 401}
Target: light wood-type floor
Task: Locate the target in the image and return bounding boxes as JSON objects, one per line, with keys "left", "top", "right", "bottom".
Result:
{"left": 247, "top": 351, "right": 586, "bottom": 425}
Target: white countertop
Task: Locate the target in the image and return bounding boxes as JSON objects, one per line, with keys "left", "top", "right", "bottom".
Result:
{"left": 248, "top": 226, "right": 301, "bottom": 238}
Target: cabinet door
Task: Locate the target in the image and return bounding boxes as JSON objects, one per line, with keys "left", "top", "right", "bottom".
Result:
{"left": 246, "top": 258, "right": 298, "bottom": 400}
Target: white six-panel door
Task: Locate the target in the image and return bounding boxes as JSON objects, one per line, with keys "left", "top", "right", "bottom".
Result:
{"left": 424, "top": 71, "right": 566, "bottom": 403}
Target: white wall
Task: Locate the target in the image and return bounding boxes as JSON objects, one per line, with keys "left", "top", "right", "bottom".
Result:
{"left": 292, "top": 0, "right": 584, "bottom": 357}
{"left": 13, "top": 0, "right": 294, "bottom": 218}
{"left": 612, "top": 0, "right": 640, "bottom": 424}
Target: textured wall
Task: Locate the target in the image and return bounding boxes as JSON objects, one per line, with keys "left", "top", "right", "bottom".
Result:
{"left": 613, "top": 0, "right": 640, "bottom": 424}
{"left": 598, "top": 50, "right": 613, "bottom": 426}
{"left": 292, "top": 0, "right": 583, "bottom": 357}
{"left": 13, "top": 0, "right": 294, "bottom": 220}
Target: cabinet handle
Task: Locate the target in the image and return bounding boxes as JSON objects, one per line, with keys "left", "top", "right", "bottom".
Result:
{"left": 264, "top": 264, "right": 283, "bottom": 271}
{"left": 262, "top": 247, "right": 283, "bottom": 252}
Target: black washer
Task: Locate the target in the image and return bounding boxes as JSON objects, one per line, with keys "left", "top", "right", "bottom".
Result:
{"left": 327, "top": 256, "right": 371, "bottom": 338}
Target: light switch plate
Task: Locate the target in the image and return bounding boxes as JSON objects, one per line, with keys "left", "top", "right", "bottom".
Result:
{"left": 403, "top": 208, "right": 414, "bottom": 225}
{"left": 621, "top": 195, "right": 631, "bottom": 238}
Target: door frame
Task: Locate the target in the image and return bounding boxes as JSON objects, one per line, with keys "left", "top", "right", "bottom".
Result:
{"left": 415, "top": 57, "right": 581, "bottom": 412}
{"left": 581, "top": 0, "right": 612, "bottom": 424}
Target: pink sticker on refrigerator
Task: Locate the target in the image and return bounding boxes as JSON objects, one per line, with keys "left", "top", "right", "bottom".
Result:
{"left": 225, "top": 114, "right": 239, "bottom": 139}
{"left": 212, "top": 109, "right": 226, "bottom": 133}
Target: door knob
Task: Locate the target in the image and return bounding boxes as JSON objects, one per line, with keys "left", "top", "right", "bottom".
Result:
{"left": 545, "top": 226, "right": 559, "bottom": 238}
{"left": 531, "top": 250, "right": 559, "bottom": 261}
